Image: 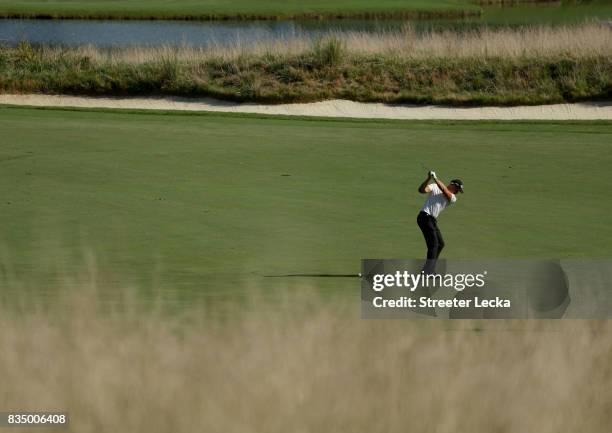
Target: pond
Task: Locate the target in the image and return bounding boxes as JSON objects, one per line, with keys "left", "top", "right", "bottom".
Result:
{"left": 0, "top": 3, "right": 610, "bottom": 47}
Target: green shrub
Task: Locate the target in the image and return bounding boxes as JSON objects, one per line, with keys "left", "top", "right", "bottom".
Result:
{"left": 312, "top": 37, "right": 345, "bottom": 68}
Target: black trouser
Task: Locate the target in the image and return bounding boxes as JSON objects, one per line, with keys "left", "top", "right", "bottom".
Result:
{"left": 417, "top": 211, "right": 445, "bottom": 274}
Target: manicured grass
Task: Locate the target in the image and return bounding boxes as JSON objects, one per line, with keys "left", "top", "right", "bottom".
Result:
{"left": 479, "top": 1, "right": 612, "bottom": 26}
{"left": 0, "top": 106, "right": 611, "bottom": 296}
{"left": 0, "top": 0, "right": 479, "bottom": 20}
{"left": 0, "top": 0, "right": 611, "bottom": 22}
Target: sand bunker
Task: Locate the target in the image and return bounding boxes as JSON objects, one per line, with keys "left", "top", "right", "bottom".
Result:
{"left": 1, "top": 94, "right": 611, "bottom": 120}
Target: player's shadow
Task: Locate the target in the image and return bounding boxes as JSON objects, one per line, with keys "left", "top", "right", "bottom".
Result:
{"left": 263, "top": 273, "right": 360, "bottom": 278}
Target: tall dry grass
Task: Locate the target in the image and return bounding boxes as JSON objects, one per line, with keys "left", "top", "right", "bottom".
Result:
{"left": 1, "top": 277, "right": 612, "bottom": 433}
{"left": 56, "top": 22, "right": 612, "bottom": 63}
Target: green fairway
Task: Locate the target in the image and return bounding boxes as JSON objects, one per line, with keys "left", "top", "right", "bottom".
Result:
{"left": 1, "top": 0, "right": 611, "bottom": 21}
{"left": 0, "top": 107, "right": 611, "bottom": 297}
{"left": 0, "top": 0, "right": 477, "bottom": 19}
{"left": 479, "top": 1, "right": 612, "bottom": 26}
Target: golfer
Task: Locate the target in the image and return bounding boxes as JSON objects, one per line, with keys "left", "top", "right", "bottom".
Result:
{"left": 417, "top": 171, "right": 463, "bottom": 274}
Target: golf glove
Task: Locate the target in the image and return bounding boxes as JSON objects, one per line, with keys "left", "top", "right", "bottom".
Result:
{"left": 429, "top": 171, "right": 437, "bottom": 179}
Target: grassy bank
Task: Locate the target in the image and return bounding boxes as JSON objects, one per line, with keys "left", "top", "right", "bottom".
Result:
{"left": 1, "top": 24, "right": 611, "bottom": 105}
{"left": 478, "top": 1, "right": 612, "bottom": 26}
{"left": 0, "top": 0, "right": 479, "bottom": 20}
{"left": 0, "top": 0, "right": 610, "bottom": 23}
{"left": 2, "top": 283, "right": 612, "bottom": 433}
{"left": 1, "top": 106, "right": 611, "bottom": 294}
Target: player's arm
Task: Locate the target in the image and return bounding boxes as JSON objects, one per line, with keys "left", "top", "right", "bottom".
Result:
{"left": 418, "top": 172, "right": 432, "bottom": 193}
{"left": 434, "top": 178, "right": 455, "bottom": 202}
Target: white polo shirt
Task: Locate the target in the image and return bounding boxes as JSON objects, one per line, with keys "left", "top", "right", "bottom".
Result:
{"left": 421, "top": 183, "right": 456, "bottom": 219}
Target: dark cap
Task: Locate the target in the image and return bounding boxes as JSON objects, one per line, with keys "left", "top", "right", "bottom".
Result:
{"left": 450, "top": 179, "right": 464, "bottom": 193}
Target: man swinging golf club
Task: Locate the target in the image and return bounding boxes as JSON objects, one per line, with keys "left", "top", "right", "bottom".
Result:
{"left": 417, "top": 171, "right": 463, "bottom": 274}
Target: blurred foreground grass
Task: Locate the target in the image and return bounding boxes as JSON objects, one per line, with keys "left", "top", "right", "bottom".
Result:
{"left": 1, "top": 274, "right": 611, "bottom": 433}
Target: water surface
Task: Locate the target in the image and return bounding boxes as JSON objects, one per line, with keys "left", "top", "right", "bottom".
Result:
{"left": 0, "top": 3, "right": 610, "bottom": 47}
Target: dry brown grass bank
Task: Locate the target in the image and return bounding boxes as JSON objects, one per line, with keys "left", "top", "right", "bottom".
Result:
{"left": 1, "top": 23, "right": 611, "bottom": 105}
